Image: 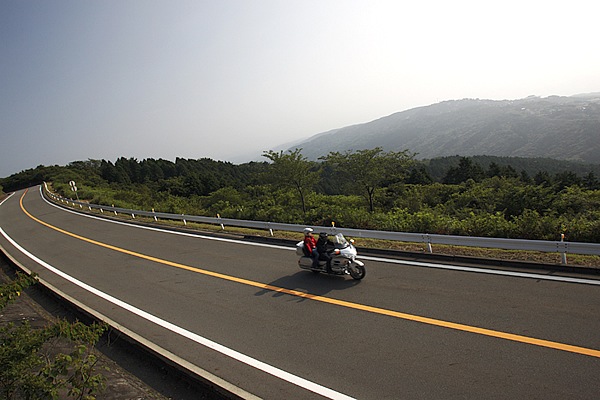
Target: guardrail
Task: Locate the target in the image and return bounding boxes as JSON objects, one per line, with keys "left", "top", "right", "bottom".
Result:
{"left": 43, "top": 184, "right": 600, "bottom": 261}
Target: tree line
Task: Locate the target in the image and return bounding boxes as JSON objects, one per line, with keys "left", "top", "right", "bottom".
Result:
{"left": 1, "top": 150, "right": 599, "bottom": 242}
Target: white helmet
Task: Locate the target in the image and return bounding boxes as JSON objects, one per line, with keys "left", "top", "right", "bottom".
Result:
{"left": 303, "top": 227, "right": 313, "bottom": 235}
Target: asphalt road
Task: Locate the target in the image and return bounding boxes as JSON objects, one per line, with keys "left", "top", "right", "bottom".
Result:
{"left": 1, "top": 187, "right": 599, "bottom": 399}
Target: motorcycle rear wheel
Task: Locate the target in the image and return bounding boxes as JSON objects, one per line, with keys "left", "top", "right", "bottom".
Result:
{"left": 349, "top": 264, "right": 366, "bottom": 280}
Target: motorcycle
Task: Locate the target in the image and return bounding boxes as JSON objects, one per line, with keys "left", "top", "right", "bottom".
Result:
{"left": 296, "top": 233, "right": 366, "bottom": 280}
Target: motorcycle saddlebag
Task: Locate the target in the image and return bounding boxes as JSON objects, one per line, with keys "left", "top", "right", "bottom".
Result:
{"left": 296, "top": 241, "right": 306, "bottom": 256}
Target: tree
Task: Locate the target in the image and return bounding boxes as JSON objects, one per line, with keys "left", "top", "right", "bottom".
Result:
{"left": 520, "top": 170, "right": 533, "bottom": 184}
{"left": 583, "top": 172, "right": 600, "bottom": 190}
{"left": 406, "top": 165, "right": 433, "bottom": 184}
{"left": 321, "top": 147, "right": 415, "bottom": 212}
{"left": 534, "top": 170, "right": 552, "bottom": 186}
{"left": 487, "top": 162, "right": 502, "bottom": 178}
{"left": 262, "top": 149, "right": 318, "bottom": 214}
{"left": 443, "top": 157, "right": 485, "bottom": 184}
{"left": 554, "top": 171, "right": 582, "bottom": 190}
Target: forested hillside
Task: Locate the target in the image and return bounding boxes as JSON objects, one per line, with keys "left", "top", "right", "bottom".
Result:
{"left": 2, "top": 152, "right": 599, "bottom": 243}
{"left": 289, "top": 95, "right": 600, "bottom": 163}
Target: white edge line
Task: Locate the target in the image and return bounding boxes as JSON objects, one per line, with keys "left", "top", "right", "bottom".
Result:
{"left": 360, "top": 255, "right": 600, "bottom": 286}
{"left": 40, "top": 187, "right": 600, "bottom": 287}
{"left": 39, "top": 186, "right": 292, "bottom": 251}
{"left": 0, "top": 241, "right": 259, "bottom": 400}
{"left": 0, "top": 192, "right": 15, "bottom": 207}
{"left": 0, "top": 226, "right": 355, "bottom": 400}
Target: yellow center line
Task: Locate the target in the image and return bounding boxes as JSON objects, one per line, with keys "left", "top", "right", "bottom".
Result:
{"left": 20, "top": 189, "right": 600, "bottom": 359}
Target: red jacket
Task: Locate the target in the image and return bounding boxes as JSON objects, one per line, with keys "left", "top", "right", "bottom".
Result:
{"left": 303, "top": 236, "right": 317, "bottom": 253}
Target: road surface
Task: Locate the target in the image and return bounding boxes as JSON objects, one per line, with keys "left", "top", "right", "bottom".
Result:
{"left": 1, "top": 187, "right": 599, "bottom": 399}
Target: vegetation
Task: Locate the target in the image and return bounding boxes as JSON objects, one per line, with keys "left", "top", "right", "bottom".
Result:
{"left": 320, "top": 147, "right": 415, "bottom": 212}
{"left": 1, "top": 153, "right": 599, "bottom": 243}
{"left": 0, "top": 272, "right": 108, "bottom": 399}
{"left": 262, "top": 149, "right": 318, "bottom": 214}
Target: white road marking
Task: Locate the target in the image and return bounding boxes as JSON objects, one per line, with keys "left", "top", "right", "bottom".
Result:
{"left": 0, "top": 192, "right": 15, "bottom": 206}
{"left": 40, "top": 187, "right": 291, "bottom": 250}
{"left": 360, "top": 255, "right": 600, "bottom": 286}
{"left": 0, "top": 227, "right": 355, "bottom": 400}
{"left": 40, "top": 187, "right": 600, "bottom": 286}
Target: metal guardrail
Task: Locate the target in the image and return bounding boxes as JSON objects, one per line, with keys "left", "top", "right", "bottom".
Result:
{"left": 43, "top": 184, "right": 600, "bottom": 258}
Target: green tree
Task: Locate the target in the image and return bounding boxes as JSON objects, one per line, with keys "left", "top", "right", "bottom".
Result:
{"left": 554, "top": 171, "right": 582, "bottom": 190}
{"left": 487, "top": 162, "right": 502, "bottom": 178}
{"left": 262, "top": 149, "right": 318, "bottom": 214}
{"left": 443, "top": 157, "right": 485, "bottom": 184}
{"left": 321, "top": 147, "right": 415, "bottom": 212}
{"left": 406, "top": 165, "right": 433, "bottom": 184}
{"left": 534, "top": 170, "right": 552, "bottom": 186}
{"left": 583, "top": 172, "right": 600, "bottom": 190}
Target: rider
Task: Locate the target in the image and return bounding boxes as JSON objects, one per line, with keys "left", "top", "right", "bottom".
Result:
{"left": 316, "top": 232, "right": 334, "bottom": 273}
{"left": 303, "top": 228, "right": 319, "bottom": 268}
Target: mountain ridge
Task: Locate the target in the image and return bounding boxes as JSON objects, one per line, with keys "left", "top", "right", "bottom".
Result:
{"left": 284, "top": 94, "right": 600, "bottom": 163}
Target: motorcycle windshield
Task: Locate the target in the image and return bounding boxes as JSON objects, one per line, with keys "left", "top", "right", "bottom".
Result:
{"left": 333, "top": 233, "right": 350, "bottom": 248}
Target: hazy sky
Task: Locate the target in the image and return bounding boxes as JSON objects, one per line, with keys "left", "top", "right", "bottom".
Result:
{"left": 1, "top": 0, "right": 599, "bottom": 178}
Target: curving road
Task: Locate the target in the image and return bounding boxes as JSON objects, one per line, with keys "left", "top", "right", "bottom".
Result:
{"left": 1, "top": 187, "right": 599, "bottom": 399}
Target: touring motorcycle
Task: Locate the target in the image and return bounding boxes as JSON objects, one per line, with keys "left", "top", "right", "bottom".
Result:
{"left": 296, "top": 233, "right": 366, "bottom": 280}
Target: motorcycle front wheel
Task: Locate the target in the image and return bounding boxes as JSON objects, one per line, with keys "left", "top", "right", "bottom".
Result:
{"left": 348, "top": 264, "right": 366, "bottom": 280}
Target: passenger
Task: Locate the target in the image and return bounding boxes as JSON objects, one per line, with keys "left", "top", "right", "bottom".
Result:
{"left": 303, "top": 227, "right": 319, "bottom": 268}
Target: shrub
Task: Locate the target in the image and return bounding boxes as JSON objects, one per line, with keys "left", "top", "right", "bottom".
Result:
{"left": 0, "top": 273, "right": 108, "bottom": 399}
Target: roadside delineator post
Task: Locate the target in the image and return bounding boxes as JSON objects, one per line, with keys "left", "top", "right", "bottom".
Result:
{"left": 425, "top": 234, "right": 433, "bottom": 254}
{"left": 561, "top": 233, "right": 568, "bottom": 265}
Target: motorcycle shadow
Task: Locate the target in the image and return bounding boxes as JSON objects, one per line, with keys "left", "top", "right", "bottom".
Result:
{"left": 254, "top": 271, "right": 361, "bottom": 302}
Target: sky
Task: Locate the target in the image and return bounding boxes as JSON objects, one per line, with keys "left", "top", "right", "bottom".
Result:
{"left": 1, "top": 0, "right": 599, "bottom": 178}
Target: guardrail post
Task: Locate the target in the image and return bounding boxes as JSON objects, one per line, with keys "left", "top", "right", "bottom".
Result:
{"left": 425, "top": 234, "right": 433, "bottom": 254}
{"left": 560, "top": 234, "right": 567, "bottom": 265}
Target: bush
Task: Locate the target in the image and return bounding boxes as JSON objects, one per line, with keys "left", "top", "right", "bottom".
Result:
{"left": 0, "top": 273, "right": 108, "bottom": 399}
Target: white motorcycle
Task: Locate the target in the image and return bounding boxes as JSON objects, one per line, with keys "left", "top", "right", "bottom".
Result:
{"left": 296, "top": 233, "right": 366, "bottom": 280}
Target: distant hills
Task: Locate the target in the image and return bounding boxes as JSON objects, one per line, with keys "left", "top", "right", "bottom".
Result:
{"left": 286, "top": 94, "right": 600, "bottom": 164}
